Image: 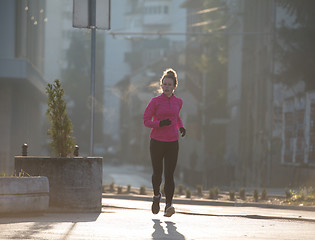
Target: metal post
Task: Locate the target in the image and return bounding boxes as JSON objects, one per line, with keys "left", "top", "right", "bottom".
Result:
{"left": 89, "top": 0, "right": 96, "bottom": 156}
{"left": 22, "top": 143, "right": 28, "bottom": 156}
{"left": 74, "top": 144, "right": 79, "bottom": 156}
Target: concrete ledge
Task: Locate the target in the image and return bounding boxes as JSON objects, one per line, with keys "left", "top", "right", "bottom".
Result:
{"left": 15, "top": 156, "right": 103, "bottom": 212}
{"left": 0, "top": 176, "right": 49, "bottom": 214}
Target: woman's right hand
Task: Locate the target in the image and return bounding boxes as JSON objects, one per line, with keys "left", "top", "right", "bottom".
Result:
{"left": 159, "top": 119, "right": 171, "bottom": 127}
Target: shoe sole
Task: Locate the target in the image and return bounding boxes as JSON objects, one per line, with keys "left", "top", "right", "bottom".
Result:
{"left": 151, "top": 203, "right": 160, "bottom": 214}
{"left": 164, "top": 206, "right": 175, "bottom": 217}
{"left": 151, "top": 195, "right": 161, "bottom": 214}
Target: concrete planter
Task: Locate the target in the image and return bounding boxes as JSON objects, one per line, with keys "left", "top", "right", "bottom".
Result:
{"left": 0, "top": 176, "right": 49, "bottom": 214}
{"left": 15, "top": 156, "right": 103, "bottom": 212}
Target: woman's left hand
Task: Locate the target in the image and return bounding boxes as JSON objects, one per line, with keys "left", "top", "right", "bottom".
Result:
{"left": 180, "top": 127, "right": 186, "bottom": 137}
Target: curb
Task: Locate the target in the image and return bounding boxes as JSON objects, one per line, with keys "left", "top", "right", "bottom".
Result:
{"left": 102, "top": 193, "right": 315, "bottom": 212}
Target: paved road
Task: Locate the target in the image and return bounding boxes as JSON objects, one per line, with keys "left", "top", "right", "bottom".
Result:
{"left": 102, "top": 164, "right": 152, "bottom": 188}
{"left": 1, "top": 196, "right": 315, "bottom": 240}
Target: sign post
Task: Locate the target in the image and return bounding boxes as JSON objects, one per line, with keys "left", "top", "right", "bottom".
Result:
{"left": 73, "top": 0, "right": 110, "bottom": 155}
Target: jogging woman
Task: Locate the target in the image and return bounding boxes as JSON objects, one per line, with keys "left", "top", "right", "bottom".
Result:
{"left": 143, "top": 68, "right": 186, "bottom": 217}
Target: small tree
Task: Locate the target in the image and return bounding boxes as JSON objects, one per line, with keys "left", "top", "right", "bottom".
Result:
{"left": 46, "top": 79, "right": 75, "bottom": 157}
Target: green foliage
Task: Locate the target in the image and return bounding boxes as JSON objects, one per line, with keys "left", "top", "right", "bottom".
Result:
{"left": 209, "top": 189, "right": 215, "bottom": 199}
{"left": 214, "top": 187, "right": 219, "bottom": 198}
{"left": 287, "top": 187, "right": 315, "bottom": 205}
{"left": 209, "top": 187, "right": 219, "bottom": 199}
{"left": 196, "top": 184, "right": 203, "bottom": 196}
{"left": 229, "top": 190, "right": 235, "bottom": 201}
{"left": 253, "top": 189, "right": 259, "bottom": 202}
{"left": 239, "top": 188, "right": 246, "bottom": 200}
{"left": 46, "top": 79, "right": 75, "bottom": 157}
{"left": 127, "top": 185, "right": 131, "bottom": 193}
{"left": 117, "top": 186, "right": 123, "bottom": 194}
{"left": 261, "top": 188, "right": 267, "bottom": 200}
{"left": 109, "top": 182, "right": 115, "bottom": 192}
{"left": 285, "top": 189, "right": 292, "bottom": 199}
{"left": 186, "top": 188, "right": 191, "bottom": 198}
{"left": 139, "top": 185, "right": 146, "bottom": 195}
{"left": 177, "top": 184, "right": 185, "bottom": 195}
{"left": 0, "top": 169, "right": 31, "bottom": 177}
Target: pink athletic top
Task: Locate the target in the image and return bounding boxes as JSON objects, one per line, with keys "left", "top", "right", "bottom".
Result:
{"left": 143, "top": 93, "right": 184, "bottom": 142}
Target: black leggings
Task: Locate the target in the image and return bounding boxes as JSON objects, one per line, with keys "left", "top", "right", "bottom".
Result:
{"left": 150, "top": 138, "right": 179, "bottom": 205}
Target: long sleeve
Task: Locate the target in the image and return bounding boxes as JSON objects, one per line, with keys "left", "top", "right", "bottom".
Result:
{"left": 176, "top": 100, "right": 184, "bottom": 128}
{"left": 143, "top": 99, "right": 160, "bottom": 128}
{"left": 143, "top": 94, "right": 184, "bottom": 142}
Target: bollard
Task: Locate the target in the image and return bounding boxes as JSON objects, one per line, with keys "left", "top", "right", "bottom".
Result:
{"left": 22, "top": 143, "right": 28, "bottom": 156}
{"left": 74, "top": 145, "right": 79, "bottom": 156}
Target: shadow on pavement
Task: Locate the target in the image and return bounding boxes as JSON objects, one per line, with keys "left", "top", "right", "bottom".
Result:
{"left": 152, "top": 219, "right": 185, "bottom": 240}
{"left": 0, "top": 212, "right": 101, "bottom": 224}
{"left": 0, "top": 213, "right": 101, "bottom": 240}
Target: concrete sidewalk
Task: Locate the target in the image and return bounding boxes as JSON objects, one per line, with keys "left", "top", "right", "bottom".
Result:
{"left": 103, "top": 194, "right": 315, "bottom": 222}
{"left": 103, "top": 192, "right": 315, "bottom": 213}
{"left": 1, "top": 196, "right": 315, "bottom": 240}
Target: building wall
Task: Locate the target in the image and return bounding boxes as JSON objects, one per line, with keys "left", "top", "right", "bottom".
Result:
{"left": 0, "top": 84, "right": 12, "bottom": 172}
{"left": 225, "top": 0, "right": 275, "bottom": 187}
{"left": 225, "top": 0, "right": 244, "bottom": 186}
{"left": 0, "top": 0, "right": 47, "bottom": 174}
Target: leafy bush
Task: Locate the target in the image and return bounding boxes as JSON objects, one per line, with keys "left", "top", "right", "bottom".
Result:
{"left": 261, "top": 188, "right": 267, "bottom": 200}
{"left": 109, "top": 182, "right": 115, "bottom": 192}
{"left": 253, "top": 189, "right": 259, "bottom": 202}
{"left": 140, "top": 185, "right": 146, "bottom": 195}
{"left": 186, "top": 188, "right": 191, "bottom": 198}
{"left": 209, "top": 187, "right": 219, "bottom": 199}
{"left": 209, "top": 189, "right": 215, "bottom": 199}
{"left": 196, "top": 185, "right": 203, "bottom": 196}
{"left": 214, "top": 187, "right": 219, "bottom": 198}
{"left": 46, "top": 79, "right": 75, "bottom": 157}
{"left": 239, "top": 188, "right": 246, "bottom": 200}
{"left": 288, "top": 187, "right": 315, "bottom": 204}
{"left": 285, "top": 189, "right": 292, "bottom": 199}
{"left": 229, "top": 190, "right": 235, "bottom": 201}
{"left": 177, "top": 184, "right": 184, "bottom": 195}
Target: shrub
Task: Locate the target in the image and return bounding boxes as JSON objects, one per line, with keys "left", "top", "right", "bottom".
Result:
{"left": 186, "top": 188, "right": 191, "bottom": 198}
{"left": 117, "top": 186, "right": 123, "bottom": 194}
{"left": 229, "top": 190, "right": 235, "bottom": 201}
{"left": 239, "top": 188, "right": 246, "bottom": 200}
{"left": 214, "top": 187, "right": 219, "bottom": 198}
{"left": 140, "top": 185, "right": 146, "bottom": 195}
{"left": 109, "top": 182, "right": 115, "bottom": 192}
{"left": 253, "top": 189, "right": 259, "bottom": 202}
{"left": 46, "top": 79, "right": 75, "bottom": 157}
{"left": 261, "top": 188, "right": 267, "bottom": 200}
{"left": 209, "top": 187, "right": 219, "bottom": 199}
{"left": 177, "top": 184, "right": 184, "bottom": 195}
{"left": 196, "top": 185, "right": 203, "bottom": 197}
{"left": 209, "top": 189, "right": 215, "bottom": 199}
{"left": 127, "top": 185, "right": 131, "bottom": 193}
{"left": 285, "top": 189, "right": 292, "bottom": 199}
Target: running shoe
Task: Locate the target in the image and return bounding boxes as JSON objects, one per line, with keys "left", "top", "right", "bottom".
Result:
{"left": 164, "top": 203, "right": 175, "bottom": 217}
{"left": 151, "top": 193, "right": 161, "bottom": 214}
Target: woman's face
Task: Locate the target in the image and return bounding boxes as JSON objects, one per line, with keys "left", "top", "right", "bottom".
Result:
{"left": 161, "top": 77, "right": 176, "bottom": 97}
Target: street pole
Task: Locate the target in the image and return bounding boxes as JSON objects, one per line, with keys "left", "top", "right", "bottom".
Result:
{"left": 89, "top": 0, "right": 96, "bottom": 156}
